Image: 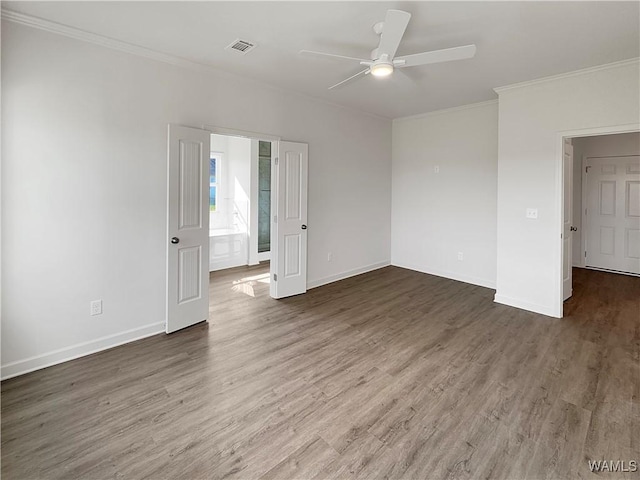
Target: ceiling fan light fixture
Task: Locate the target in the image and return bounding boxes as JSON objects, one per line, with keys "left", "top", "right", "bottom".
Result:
{"left": 370, "top": 62, "right": 394, "bottom": 77}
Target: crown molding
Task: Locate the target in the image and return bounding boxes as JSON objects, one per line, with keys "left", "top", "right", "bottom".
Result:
{"left": 1, "top": 8, "right": 221, "bottom": 73}
{"left": 1, "top": 8, "right": 391, "bottom": 122}
{"left": 393, "top": 99, "right": 498, "bottom": 123}
{"left": 494, "top": 57, "right": 640, "bottom": 94}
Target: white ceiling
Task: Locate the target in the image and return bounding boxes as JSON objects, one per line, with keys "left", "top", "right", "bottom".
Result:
{"left": 4, "top": 1, "right": 639, "bottom": 119}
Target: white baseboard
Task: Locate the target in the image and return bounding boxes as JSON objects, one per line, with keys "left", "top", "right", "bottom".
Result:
{"left": 307, "top": 260, "right": 390, "bottom": 289}
{"left": 580, "top": 265, "right": 640, "bottom": 277}
{"left": 493, "top": 294, "right": 560, "bottom": 318}
{"left": 392, "top": 261, "right": 496, "bottom": 290}
{"left": 209, "top": 258, "right": 247, "bottom": 272}
{"left": 1, "top": 322, "right": 165, "bottom": 380}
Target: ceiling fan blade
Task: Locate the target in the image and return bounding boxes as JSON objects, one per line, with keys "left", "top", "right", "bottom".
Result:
{"left": 328, "top": 68, "right": 370, "bottom": 90}
{"left": 377, "top": 10, "right": 411, "bottom": 59}
{"left": 393, "top": 69, "right": 418, "bottom": 88}
{"left": 300, "top": 50, "right": 368, "bottom": 63}
{"left": 395, "top": 44, "right": 477, "bottom": 67}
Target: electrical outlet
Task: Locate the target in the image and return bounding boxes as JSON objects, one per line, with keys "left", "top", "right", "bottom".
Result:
{"left": 327, "top": 252, "right": 332, "bottom": 262}
{"left": 457, "top": 252, "right": 464, "bottom": 261}
{"left": 434, "top": 165, "right": 440, "bottom": 174}
{"left": 526, "top": 208, "right": 538, "bottom": 219}
{"left": 90, "top": 300, "right": 103, "bottom": 316}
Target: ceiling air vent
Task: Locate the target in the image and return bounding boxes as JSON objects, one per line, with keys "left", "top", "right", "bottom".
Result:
{"left": 226, "top": 39, "right": 256, "bottom": 55}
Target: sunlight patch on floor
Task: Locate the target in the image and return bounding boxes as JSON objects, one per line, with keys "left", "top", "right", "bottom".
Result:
{"left": 231, "top": 272, "right": 270, "bottom": 297}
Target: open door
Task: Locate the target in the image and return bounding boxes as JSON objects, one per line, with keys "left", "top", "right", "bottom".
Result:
{"left": 166, "top": 125, "right": 211, "bottom": 333}
{"left": 270, "top": 141, "right": 308, "bottom": 299}
{"left": 562, "top": 140, "right": 574, "bottom": 301}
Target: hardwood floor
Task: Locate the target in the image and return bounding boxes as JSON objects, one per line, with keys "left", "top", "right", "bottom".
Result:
{"left": 2, "top": 265, "right": 639, "bottom": 479}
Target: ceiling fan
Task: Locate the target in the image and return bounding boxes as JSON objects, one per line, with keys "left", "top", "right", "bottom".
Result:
{"left": 300, "top": 9, "right": 476, "bottom": 90}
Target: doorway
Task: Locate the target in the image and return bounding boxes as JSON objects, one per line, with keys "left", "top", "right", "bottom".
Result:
{"left": 207, "top": 133, "right": 272, "bottom": 272}
{"left": 166, "top": 125, "right": 309, "bottom": 333}
{"left": 560, "top": 129, "right": 640, "bottom": 314}
{"left": 203, "top": 127, "right": 310, "bottom": 299}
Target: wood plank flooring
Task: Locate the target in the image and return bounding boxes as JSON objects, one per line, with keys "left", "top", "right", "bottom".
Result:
{"left": 2, "top": 265, "right": 639, "bottom": 479}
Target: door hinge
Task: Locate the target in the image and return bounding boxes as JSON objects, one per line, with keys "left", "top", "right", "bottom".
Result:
{"left": 585, "top": 166, "right": 591, "bottom": 173}
{"left": 274, "top": 157, "right": 278, "bottom": 165}
{"left": 273, "top": 273, "right": 277, "bottom": 281}
{"left": 584, "top": 250, "right": 587, "bottom": 258}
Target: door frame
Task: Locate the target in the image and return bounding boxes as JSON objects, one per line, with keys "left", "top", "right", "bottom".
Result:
{"left": 555, "top": 123, "right": 640, "bottom": 318}
{"left": 256, "top": 140, "right": 274, "bottom": 264}
{"left": 202, "top": 124, "right": 281, "bottom": 269}
{"left": 562, "top": 138, "right": 574, "bottom": 301}
{"left": 580, "top": 154, "right": 587, "bottom": 269}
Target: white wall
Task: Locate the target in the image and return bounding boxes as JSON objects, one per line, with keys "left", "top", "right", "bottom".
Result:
{"left": 495, "top": 60, "right": 640, "bottom": 317}
{"left": 228, "top": 136, "right": 251, "bottom": 233}
{"left": 571, "top": 132, "right": 640, "bottom": 266}
{"left": 1, "top": 21, "right": 392, "bottom": 378}
{"left": 391, "top": 101, "right": 498, "bottom": 288}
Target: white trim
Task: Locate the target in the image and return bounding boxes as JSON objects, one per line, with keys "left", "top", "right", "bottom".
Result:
{"left": 269, "top": 142, "right": 279, "bottom": 298}
{"left": 393, "top": 99, "right": 498, "bottom": 123}
{"left": 1, "top": 9, "right": 214, "bottom": 73}
{"left": 555, "top": 136, "right": 565, "bottom": 317}
{"left": 209, "top": 258, "right": 248, "bottom": 272}
{"left": 257, "top": 251, "right": 271, "bottom": 262}
{"left": 580, "top": 154, "right": 604, "bottom": 271}
{"left": 1, "top": 8, "right": 389, "bottom": 122}
{"left": 248, "top": 139, "right": 260, "bottom": 266}
{"left": 561, "top": 124, "right": 640, "bottom": 140}
{"left": 1, "top": 322, "right": 165, "bottom": 380}
{"left": 581, "top": 265, "right": 640, "bottom": 277}
{"left": 307, "top": 261, "right": 390, "bottom": 289}
{"left": 205, "top": 125, "right": 281, "bottom": 142}
{"left": 555, "top": 124, "right": 640, "bottom": 318}
{"left": 580, "top": 154, "right": 588, "bottom": 269}
{"left": 494, "top": 294, "right": 559, "bottom": 318}
{"left": 392, "top": 262, "right": 496, "bottom": 289}
{"left": 494, "top": 58, "right": 640, "bottom": 94}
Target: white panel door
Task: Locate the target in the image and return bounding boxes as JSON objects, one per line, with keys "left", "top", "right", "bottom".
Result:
{"left": 166, "top": 125, "right": 211, "bottom": 333}
{"left": 585, "top": 156, "right": 640, "bottom": 275}
{"left": 563, "top": 141, "right": 574, "bottom": 300}
{"left": 271, "top": 141, "right": 308, "bottom": 299}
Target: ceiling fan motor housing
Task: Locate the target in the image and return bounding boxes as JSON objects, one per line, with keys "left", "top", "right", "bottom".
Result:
{"left": 373, "top": 21, "right": 385, "bottom": 35}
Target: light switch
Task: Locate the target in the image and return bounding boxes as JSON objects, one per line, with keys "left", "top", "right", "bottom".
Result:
{"left": 526, "top": 208, "right": 538, "bottom": 219}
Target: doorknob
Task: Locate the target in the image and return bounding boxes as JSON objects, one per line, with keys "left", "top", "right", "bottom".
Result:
{"left": 570, "top": 226, "right": 577, "bottom": 232}
{"left": 171, "top": 237, "right": 180, "bottom": 244}
{"left": 301, "top": 225, "right": 307, "bottom": 230}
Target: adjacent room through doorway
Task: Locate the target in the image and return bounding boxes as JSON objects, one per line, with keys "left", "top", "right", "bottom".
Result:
{"left": 208, "top": 133, "right": 273, "bottom": 273}
{"left": 562, "top": 131, "right": 640, "bottom": 309}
